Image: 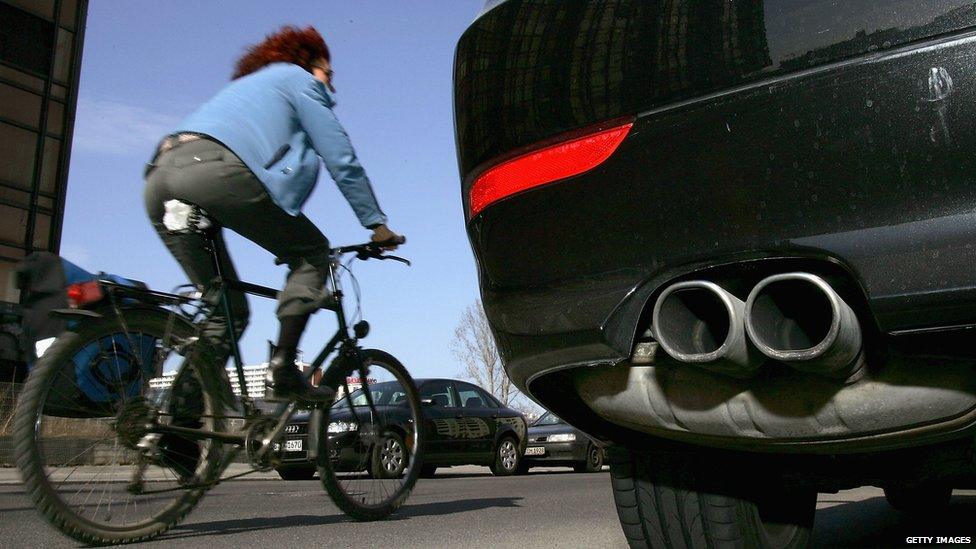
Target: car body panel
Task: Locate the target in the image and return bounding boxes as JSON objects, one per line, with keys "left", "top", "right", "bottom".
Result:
{"left": 468, "top": 30, "right": 976, "bottom": 387}
{"left": 456, "top": 0, "right": 976, "bottom": 181}
{"left": 454, "top": 1, "right": 976, "bottom": 453}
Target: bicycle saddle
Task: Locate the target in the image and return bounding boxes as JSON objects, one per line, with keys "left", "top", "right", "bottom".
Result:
{"left": 162, "top": 199, "right": 214, "bottom": 235}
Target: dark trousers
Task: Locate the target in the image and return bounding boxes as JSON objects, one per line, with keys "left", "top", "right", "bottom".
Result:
{"left": 144, "top": 138, "right": 332, "bottom": 377}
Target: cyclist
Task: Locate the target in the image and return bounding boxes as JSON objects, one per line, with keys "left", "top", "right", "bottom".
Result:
{"left": 144, "top": 25, "right": 401, "bottom": 405}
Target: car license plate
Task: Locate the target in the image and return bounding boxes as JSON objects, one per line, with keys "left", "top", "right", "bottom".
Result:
{"left": 285, "top": 439, "right": 303, "bottom": 452}
{"left": 525, "top": 446, "right": 545, "bottom": 456}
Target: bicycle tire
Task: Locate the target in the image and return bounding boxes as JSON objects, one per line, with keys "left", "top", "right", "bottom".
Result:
{"left": 317, "top": 348, "right": 425, "bottom": 520}
{"left": 13, "top": 307, "right": 225, "bottom": 544}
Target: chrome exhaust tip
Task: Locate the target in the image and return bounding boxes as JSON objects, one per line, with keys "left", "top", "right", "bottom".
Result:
{"left": 745, "top": 272, "right": 862, "bottom": 379}
{"left": 652, "top": 280, "right": 761, "bottom": 378}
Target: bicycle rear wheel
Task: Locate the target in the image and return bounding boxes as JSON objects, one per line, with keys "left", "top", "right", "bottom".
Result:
{"left": 318, "top": 348, "right": 425, "bottom": 520}
{"left": 13, "top": 308, "right": 225, "bottom": 544}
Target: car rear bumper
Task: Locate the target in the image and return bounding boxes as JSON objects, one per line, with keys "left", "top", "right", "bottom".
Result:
{"left": 523, "top": 441, "right": 588, "bottom": 463}
{"left": 458, "top": 12, "right": 976, "bottom": 452}
{"left": 479, "top": 30, "right": 976, "bottom": 388}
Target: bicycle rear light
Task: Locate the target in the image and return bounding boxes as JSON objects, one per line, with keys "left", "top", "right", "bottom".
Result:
{"left": 66, "top": 281, "right": 104, "bottom": 308}
{"left": 468, "top": 120, "right": 633, "bottom": 218}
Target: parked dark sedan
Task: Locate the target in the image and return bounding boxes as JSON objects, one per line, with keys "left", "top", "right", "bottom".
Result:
{"left": 455, "top": 1, "right": 976, "bottom": 547}
{"left": 520, "top": 411, "right": 605, "bottom": 473}
{"left": 273, "top": 378, "right": 527, "bottom": 480}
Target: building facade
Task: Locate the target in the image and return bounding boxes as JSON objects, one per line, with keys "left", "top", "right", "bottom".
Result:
{"left": 0, "top": 0, "right": 88, "bottom": 301}
{"left": 149, "top": 364, "right": 274, "bottom": 399}
{"left": 149, "top": 363, "right": 333, "bottom": 400}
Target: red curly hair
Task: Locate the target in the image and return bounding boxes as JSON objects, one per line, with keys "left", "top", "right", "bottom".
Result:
{"left": 233, "top": 26, "right": 330, "bottom": 79}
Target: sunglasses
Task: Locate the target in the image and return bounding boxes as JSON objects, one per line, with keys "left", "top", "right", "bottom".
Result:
{"left": 312, "top": 64, "right": 334, "bottom": 79}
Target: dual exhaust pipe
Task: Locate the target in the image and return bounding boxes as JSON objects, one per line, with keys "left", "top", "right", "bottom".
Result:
{"left": 651, "top": 273, "right": 863, "bottom": 380}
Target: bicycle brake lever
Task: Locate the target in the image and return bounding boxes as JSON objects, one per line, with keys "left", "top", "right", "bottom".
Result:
{"left": 382, "top": 255, "right": 411, "bottom": 266}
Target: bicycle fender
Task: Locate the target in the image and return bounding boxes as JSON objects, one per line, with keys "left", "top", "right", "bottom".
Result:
{"left": 49, "top": 308, "right": 103, "bottom": 319}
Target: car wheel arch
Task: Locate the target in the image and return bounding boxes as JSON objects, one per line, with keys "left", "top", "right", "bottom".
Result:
{"left": 493, "top": 425, "right": 524, "bottom": 451}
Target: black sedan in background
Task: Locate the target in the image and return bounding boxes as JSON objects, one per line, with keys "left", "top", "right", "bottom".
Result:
{"left": 273, "top": 378, "right": 527, "bottom": 480}
{"left": 520, "top": 411, "right": 605, "bottom": 474}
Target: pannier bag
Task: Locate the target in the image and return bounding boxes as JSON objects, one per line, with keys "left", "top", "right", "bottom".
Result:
{"left": 44, "top": 332, "right": 160, "bottom": 418}
{"left": 17, "top": 252, "right": 158, "bottom": 418}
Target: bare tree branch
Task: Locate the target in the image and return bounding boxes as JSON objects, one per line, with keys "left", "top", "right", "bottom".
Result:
{"left": 451, "top": 301, "right": 521, "bottom": 406}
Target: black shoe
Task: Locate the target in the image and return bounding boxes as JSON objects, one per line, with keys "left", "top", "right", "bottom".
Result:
{"left": 265, "top": 357, "right": 335, "bottom": 403}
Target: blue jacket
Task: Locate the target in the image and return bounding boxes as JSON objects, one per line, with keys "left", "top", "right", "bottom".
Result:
{"left": 174, "top": 63, "right": 386, "bottom": 226}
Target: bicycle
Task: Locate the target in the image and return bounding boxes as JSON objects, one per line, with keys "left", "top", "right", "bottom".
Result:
{"left": 12, "top": 205, "right": 425, "bottom": 544}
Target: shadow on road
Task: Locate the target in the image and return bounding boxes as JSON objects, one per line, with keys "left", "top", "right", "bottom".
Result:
{"left": 519, "top": 469, "right": 608, "bottom": 476}
{"left": 161, "top": 496, "right": 523, "bottom": 541}
{"left": 163, "top": 513, "right": 348, "bottom": 541}
{"left": 813, "top": 495, "right": 976, "bottom": 547}
{"left": 399, "top": 496, "right": 523, "bottom": 517}
{"left": 431, "top": 469, "right": 605, "bottom": 480}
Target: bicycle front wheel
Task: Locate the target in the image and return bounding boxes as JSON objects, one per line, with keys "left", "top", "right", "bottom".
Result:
{"left": 13, "top": 308, "right": 225, "bottom": 544}
{"left": 318, "top": 348, "right": 425, "bottom": 520}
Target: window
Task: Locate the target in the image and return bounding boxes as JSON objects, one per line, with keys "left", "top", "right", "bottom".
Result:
{"left": 481, "top": 389, "right": 503, "bottom": 408}
{"left": 419, "top": 381, "right": 455, "bottom": 408}
{"left": 0, "top": 64, "right": 44, "bottom": 93}
{"left": 31, "top": 212, "right": 51, "bottom": 250}
{"left": 3, "top": 0, "right": 55, "bottom": 20}
{"left": 45, "top": 99, "right": 64, "bottom": 134}
{"left": 534, "top": 412, "right": 566, "bottom": 426}
{"left": 0, "top": 3, "right": 55, "bottom": 75}
{"left": 0, "top": 82, "right": 42, "bottom": 128}
{"left": 38, "top": 137, "right": 60, "bottom": 194}
{"left": 51, "top": 29, "right": 73, "bottom": 83}
{"left": 333, "top": 380, "right": 405, "bottom": 407}
{"left": 457, "top": 384, "right": 488, "bottom": 408}
{"left": 0, "top": 204, "right": 28, "bottom": 247}
{"left": 59, "top": 0, "right": 78, "bottom": 30}
{"left": 0, "top": 122, "right": 37, "bottom": 185}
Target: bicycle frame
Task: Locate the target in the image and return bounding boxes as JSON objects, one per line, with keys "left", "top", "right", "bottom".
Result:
{"left": 93, "top": 231, "right": 373, "bottom": 465}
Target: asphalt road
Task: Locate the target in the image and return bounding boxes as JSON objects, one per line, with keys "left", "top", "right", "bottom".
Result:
{"left": 1, "top": 466, "right": 974, "bottom": 548}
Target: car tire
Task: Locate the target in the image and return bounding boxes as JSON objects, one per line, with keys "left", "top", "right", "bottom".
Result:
{"left": 610, "top": 447, "right": 815, "bottom": 549}
{"left": 420, "top": 465, "right": 438, "bottom": 478}
{"left": 277, "top": 467, "right": 316, "bottom": 481}
{"left": 370, "top": 430, "right": 408, "bottom": 479}
{"left": 489, "top": 436, "right": 520, "bottom": 476}
{"left": 884, "top": 485, "right": 952, "bottom": 515}
{"left": 575, "top": 444, "right": 604, "bottom": 473}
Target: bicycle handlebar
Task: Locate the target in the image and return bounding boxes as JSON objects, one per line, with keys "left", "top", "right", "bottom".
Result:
{"left": 334, "top": 236, "right": 410, "bottom": 266}
{"left": 273, "top": 236, "right": 410, "bottom": 267}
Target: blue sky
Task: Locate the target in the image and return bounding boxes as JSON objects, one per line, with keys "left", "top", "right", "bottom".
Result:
{"left": 63, "top": 1, "right": 486, "bottom": 379}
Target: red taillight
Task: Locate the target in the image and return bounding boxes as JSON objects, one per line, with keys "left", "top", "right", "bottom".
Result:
{"left": 468, "top": 121, "right": 633, "bottom": 218}
{"left": 66, "top": 281, "right": 104, "bottom": 308}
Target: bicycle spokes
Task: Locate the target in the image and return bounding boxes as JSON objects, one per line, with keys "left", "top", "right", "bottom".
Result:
{"left": 14, "top": 310, "right": 226, "bottom": 544}
{"left": 318, "top": 349, "right": 424, "bottom": 520}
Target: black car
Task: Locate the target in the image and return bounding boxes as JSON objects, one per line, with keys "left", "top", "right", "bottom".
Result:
{"left": 274, "top": 378, "right": 527, "bottom": 480}
{"left": 455, "top": 1, "right": 976, "bottom": 547}
{"left": 520, "top": 411, "right": 605, "bottom": 473}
